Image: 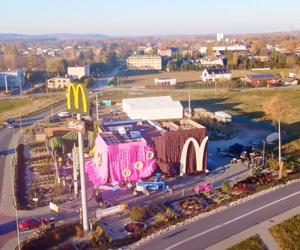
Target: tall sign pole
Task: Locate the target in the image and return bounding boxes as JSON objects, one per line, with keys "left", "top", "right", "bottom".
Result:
{"left": 77, "top": 113, "right": 89, "bottom": 231}
{"left": 67, "top": 83, "right": 90, "bottom": 231}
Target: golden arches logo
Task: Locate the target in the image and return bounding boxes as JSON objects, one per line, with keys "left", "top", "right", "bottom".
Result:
{"left": 67, "top": 83, "right": 89, "bottom": 115}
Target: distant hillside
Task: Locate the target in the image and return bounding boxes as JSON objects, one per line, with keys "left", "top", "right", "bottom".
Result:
{"left": 0, "top": 33, "right": 108, "bottom": 41}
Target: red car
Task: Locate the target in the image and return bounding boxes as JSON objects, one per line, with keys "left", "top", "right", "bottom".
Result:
{"left": 18, "top": 217, "right": 48, "bottom": 231}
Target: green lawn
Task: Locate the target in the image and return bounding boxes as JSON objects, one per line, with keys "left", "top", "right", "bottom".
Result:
{"left": 0, "top": 99, "right": 29, "bottom": 113}
{"left": 270, "top": 214, "right": 300, "bottom": 250}
{"left": 227, "top": 235, "right": 266, "bottom": 250}
{"left": 0, "top": 95, "right": 65, "bottom": 125}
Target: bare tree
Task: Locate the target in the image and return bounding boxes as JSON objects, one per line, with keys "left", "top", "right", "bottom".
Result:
{"left": 263, "top": 94, "right": 292, "bottom": 179}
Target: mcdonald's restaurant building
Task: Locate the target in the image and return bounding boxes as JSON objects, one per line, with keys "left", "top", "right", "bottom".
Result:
{"left": 86, "top": 119, "right": 208, "bottom": 186}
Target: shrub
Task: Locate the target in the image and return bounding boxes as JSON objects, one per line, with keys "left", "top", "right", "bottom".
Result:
{"left": 19, "top": 223, "right": 83, "bottom": 250}
{"left": 129, "top": 206, "right": 147, "bottom": 222}
{"left": 221, "top": 181, "right": 231, "bottom": 194}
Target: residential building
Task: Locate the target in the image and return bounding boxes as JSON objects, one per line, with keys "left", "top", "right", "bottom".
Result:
{"left": 154, "top": 78, "right": 176, "bottom": 86}
{"left": 201, "top": 69, "right": 232, "bottom": 82}
{"left": 127, "top": 56, "right": 162, "bottom": 70}
{"left": 243, "top": 74, "right": 281, "bottom": 87}
{"left": 199, "top": 57, "right": 224, "bottom": 67}
{"left": 47, "top": 77, "right": 71, "bottom": 90}
{"left": 158, "top": 48, "right": 178, "bottom": 57}
{"left": 217, "top": 33, "right": 224, "bottom": 42}
{"left": 67, "top": 66, "right": 90, "bottom": 79}
{"left": 199, "top": 45, "right": 248, "bottom": 55}
{"left": 0, "top": 69, "right": 25, "bottom": 92}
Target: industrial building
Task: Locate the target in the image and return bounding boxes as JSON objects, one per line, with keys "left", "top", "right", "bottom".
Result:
{"left": 0, "top": 69, "right": 25, "bottom": 92}
{"left": 122, "top": 96, "right": 183, "bottom": 120}
{"left": 154, "top": 78, "right": 176, "bottom": 86}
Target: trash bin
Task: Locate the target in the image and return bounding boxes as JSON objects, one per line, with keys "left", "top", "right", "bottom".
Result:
{"left": 49, "top": 217, "right": 56, "bottom": 230}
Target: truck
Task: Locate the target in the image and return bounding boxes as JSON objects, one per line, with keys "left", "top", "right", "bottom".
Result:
{"left": 133, "top": 173, "right": 171, "bottom": 195}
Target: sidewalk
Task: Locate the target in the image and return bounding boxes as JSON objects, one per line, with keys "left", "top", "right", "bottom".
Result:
{"left": 206, "top": 204, "right": 300, "bottom": 250}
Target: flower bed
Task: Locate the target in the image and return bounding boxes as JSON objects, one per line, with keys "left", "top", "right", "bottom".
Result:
{"left": 125, "top": 222, "right": 145, "bottom": 234}
{"left": 19, "top": 223, "right": 83, "bottom": 250}
{"left": 14, "top": 144, "right": 29, "bottom": 210}
{"left": 179, "top": 199, "right": 205, "bottom": 213}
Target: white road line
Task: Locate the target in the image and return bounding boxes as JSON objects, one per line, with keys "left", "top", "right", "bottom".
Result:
{"left": 165, "top": 189, "right": 300, "bottom": 250}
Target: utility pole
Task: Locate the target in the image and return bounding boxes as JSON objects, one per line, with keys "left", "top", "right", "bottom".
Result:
{"left": 77, "top": 113, "right": 89, "bottom": 231}
{"left": 4, "top": 75, "right": 8, "bottom": 94}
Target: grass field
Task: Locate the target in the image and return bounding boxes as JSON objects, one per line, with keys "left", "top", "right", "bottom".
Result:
{"left": 118, "top": 71, "right": 201, "bottom": 86}
{"left": 102, "top": 86, "right": 300, "bottom": 139}
{"left": 117, "top": 68, "right": 296, "bottom": 87}
{"left": 227, "top": 235, "right": 265, "bottom": 250}
{"left": 270, "top": 214, "right": 300, "bottom": 250}
{"left": 0, "top": 95, "right": 65, "bottom": 125}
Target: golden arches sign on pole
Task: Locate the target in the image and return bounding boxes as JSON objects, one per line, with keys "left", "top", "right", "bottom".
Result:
{"left": 67, "top": 83, "right": 89, "bottom": 115}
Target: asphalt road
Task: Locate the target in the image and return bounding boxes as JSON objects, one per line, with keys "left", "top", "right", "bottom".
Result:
{"left": 138, "top": 181, "right": 300, "bottom": 250}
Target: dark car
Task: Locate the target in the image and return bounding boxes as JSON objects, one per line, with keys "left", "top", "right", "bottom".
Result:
{"left": 3, "top": 118, "right": 16, "bottom": 126}
{"left": 8, "top": 121, "right": 19, "bottom": 129}
{"left": 18, "top": 217, "right": 48, "bottom": 231}
{"left": 49, "top": 115, "right": 61, "bottom": 123}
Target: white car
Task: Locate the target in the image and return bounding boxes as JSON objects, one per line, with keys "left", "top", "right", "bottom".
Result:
{"left": 57, "top": 112, "right": 71, "bottom": 118}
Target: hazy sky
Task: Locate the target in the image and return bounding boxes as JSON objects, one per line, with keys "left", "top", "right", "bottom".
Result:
{"left": 1, "top": 0, "right": 300, "bottom": 35}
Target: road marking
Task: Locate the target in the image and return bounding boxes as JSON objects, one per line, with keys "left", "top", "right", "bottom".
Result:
{"left": 166, "top": 189, "right": 300, "bottom": 250}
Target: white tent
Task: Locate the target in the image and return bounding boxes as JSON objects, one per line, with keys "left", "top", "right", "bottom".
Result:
{"left": 122, "top": 96, "right": 183, "bottom": 120}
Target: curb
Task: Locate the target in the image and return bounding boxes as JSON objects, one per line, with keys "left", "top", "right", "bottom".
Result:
{"left": 129, "top": 178, "right": 300, "bottom": 249}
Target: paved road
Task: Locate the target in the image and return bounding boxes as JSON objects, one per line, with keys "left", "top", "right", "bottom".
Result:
{"left": 137, "top": 181, "right": 300, "bottom": 250}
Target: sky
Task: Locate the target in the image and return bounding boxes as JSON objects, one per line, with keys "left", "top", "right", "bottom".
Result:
{"left": 1, "top": 0, "right": 300, "bottom": 36}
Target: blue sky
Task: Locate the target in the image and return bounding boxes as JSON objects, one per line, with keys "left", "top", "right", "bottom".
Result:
{"left": 1, "top": 0, "right": 300, "bottom": 35}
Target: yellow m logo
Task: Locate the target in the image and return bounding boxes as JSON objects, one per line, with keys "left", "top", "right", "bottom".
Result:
{"left": 67, "top": 83, "right": 89, "bottom": 115}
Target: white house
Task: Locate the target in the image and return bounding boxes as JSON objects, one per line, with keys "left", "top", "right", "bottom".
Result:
{"left": 67, "top": 66, "right": 90, "bottom": 79}
{"left": 201, "top": 69, "right": 232, "bottom": 82}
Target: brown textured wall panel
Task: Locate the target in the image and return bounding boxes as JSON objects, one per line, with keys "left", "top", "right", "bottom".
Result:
{"left": 153, "top": 128, "right": 207, "bottom": 175}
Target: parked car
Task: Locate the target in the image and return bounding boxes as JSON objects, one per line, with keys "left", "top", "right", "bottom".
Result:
{"left": 18, "top": 217, "right": 48, "bottom": 231}
{"left": 49, "top": 115, "right": 61, "bottom": 123}
{"left": 3, "top": 118, "right": 16, "bottom": 126}
{"left": 8, "top": 122, "right": 19, "bottom": 129}
{"left": 57, "top": 112, "right": 71, "bottom": 118}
